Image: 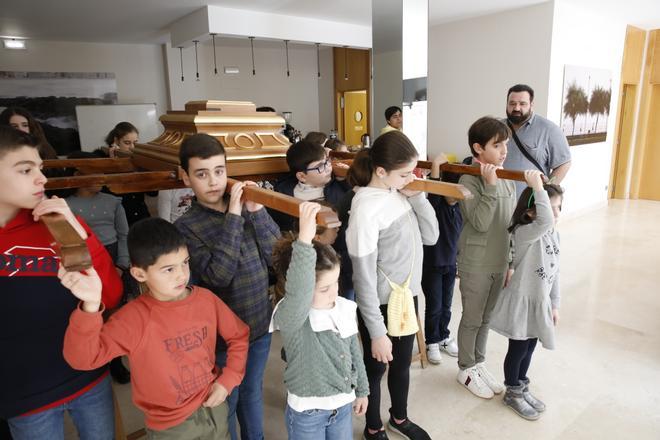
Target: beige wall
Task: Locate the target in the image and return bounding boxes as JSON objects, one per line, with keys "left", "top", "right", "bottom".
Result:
{"left": 317, "top": 46, "right": 336, "bottom": 134}
{"left": 164, "top": 37, "right": 335, "bottom": 135}
{"left": 547, "top": 0, "right": 628, "bottom": 215}
{"left": 0, "top": 38, "right": 338, "bottom": 138}
{"left": 427, "top": 2, "right": 554, "bottom": 158}
{"left": 0, "top": 40, "right": 169, "bottom": 117}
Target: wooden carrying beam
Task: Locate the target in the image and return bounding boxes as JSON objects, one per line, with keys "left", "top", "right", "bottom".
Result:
{"left": 330, "top": 151, "right": 529, "bottom": 182}
{"left": 329, "top": 151, "right": 357, "bottom": 160}
{"left": 42, "top": 169, "right": 341, "bottom": 228}
{"left": 41, "top": 179, "right": 342, "bottom": 273}
{"left": 42, "top": 158, "right": 137, "bottom": 174}
{"left": 407, "top": 179, "right": 472, "bottom": 199}
{"left": 420, "top": 161, "right": 528, "bottom": 182}
{"left": 331, "top": 163, "right": 473, "bottom": 199}
{"left": 226, "top": 178, "right": 340, "bottom": 228}
{"left": 40, "top": 214, "right": 92, "bottom": 272}
{"left": 43, "top": 170, "right": 339, "bottom": 227}
{"left": 44, "top": 171, "right": 177, "bottom": 190}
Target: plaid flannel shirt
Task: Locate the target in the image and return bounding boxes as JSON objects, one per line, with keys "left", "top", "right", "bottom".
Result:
{"left": 175, "top": 201, "right": 281, "bottom": 344}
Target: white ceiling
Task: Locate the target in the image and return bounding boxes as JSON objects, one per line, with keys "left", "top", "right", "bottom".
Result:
{"left": 430, "top": 0, "right": 660, "bottom": 28}
{"left": 1, "top": 0, "right": 659, "bottom": 45}
{"left": 429, "top": 0, "right": 550, "bottom": 24}
{"left": 0, "top": 0, "right": 371, "bottom": 44}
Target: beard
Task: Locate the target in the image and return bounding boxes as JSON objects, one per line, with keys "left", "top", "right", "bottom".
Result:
{"left": 507, "top": 109, "right": 531, "bottom": 125}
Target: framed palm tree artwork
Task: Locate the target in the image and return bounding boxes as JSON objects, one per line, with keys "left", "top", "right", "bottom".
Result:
{"left": 560, "top": 65, "right": 612, "bottom": 146}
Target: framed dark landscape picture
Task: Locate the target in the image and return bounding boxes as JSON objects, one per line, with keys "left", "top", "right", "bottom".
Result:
{"left": 560, "top": 65, "right": 612, "bottom": 146}
{"left": 0, "top": 71, "right": 117, "bottom": 155}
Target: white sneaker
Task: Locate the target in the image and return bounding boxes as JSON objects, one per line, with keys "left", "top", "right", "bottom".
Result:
{"left": 439, "top": 337, "right": 458, "bottom": 357}
{"left": 475, "top": 363, "right": 504, "bottom": 394}
{"left": 426, "top": 343, "right": 442, "bottom": 364}
{"left": 457, "top": 367, "right": 494, "bottom": 399}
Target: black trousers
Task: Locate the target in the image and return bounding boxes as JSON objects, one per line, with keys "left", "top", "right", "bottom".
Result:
{"left": 503, "top": 338, "right": 538, "bottom": 386}
{"left": 357, "top": 297, "right": 418, "bottom": 430}
{"left": 421, "top": 265, "right": 456, "bottom": 344}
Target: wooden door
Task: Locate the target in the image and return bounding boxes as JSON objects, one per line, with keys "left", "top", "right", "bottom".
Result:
{"left": 631, "top": 29, "right": 660, "bottom": 200}
{"left": 609, "top": 25, "right": 644, "bottom": 199}
{"left": 610, "top": 84, "right": 637, "bottom": 198}
{"left": 637, "top": 84, "right": 660, "bottom": 200}
{"left": 342, "top": 90, "right": 368, "bottom": 146}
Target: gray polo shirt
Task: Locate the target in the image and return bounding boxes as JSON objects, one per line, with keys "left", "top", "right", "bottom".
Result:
{"left": 503, "top": 113, "right": 571, "bottom": 195}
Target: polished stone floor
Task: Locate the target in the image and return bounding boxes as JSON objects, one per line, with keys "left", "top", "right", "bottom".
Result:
{"left": 68, "top": 200, "right": 660, "bottom": 439}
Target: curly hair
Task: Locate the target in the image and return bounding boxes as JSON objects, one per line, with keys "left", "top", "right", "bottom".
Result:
{"left": 271, "top": 232, "right": 340, "bottom": 303}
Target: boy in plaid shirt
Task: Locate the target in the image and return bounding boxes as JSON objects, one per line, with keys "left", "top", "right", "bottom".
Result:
{"left": 175, "top": 134, "right": 280, "bottom": 440}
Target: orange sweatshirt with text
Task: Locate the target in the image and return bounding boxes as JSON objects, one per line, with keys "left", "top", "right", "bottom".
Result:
{"left": 63, "top": 286, "right": 249, "bottom": 431}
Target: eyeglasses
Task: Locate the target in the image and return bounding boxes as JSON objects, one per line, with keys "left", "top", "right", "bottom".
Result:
{"left": 305, "top": 158, "right": 331, "bottom": 174}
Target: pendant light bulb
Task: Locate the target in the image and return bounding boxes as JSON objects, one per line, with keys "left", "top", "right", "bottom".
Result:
{"left": 178, "top": 46, "right": 184, "bottom": 82}
{"left": 284, "top": 40, "right": 291, "bottom": 77}
{"left": 211, "top": 33, "right": 218, "bottom": 75}
{"left": 249, "top": 37, "right": 256, "bottom": 75}
{"left": 193, "top": 40, "right": 200, "bottom": 81}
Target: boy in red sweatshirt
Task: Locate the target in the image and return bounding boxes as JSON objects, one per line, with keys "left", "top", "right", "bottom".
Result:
{"left": 61, "top": 217, "right": 250, "bottom": 439}
{"left": 0, "top": 126, "right": 123, "bottom": 439}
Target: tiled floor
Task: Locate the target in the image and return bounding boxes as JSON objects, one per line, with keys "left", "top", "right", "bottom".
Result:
{"left": 68, "top": 200, "right": 660, "bottom": 439}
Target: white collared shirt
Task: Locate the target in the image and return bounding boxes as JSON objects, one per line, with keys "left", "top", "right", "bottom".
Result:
{"left": 270, "top": 297, "right": 359, "bottom": 411}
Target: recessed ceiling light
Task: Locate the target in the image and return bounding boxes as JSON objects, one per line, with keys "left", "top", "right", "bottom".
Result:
{"left": 4, "top": 39, "right": 26, "bottom": 50}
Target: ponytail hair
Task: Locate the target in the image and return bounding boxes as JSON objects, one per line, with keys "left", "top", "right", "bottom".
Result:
{"left": 347, "top": 131, "right": 418, "bottom": 187}
{"left": 508, "top": 183, "right": 564, "bottom": 232}
{"left": 105, "top": 121, "right": 138, "bottom": 146}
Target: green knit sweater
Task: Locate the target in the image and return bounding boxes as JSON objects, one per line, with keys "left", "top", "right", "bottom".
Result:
{"left": 457, "top": 172, "right": 516, "bottom": 274}
{"left": 273, "top": 241, "right": 369, "bottom": 399}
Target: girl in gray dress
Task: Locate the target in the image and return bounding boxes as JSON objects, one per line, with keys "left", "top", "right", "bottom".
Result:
{"left": 490, "top": 171, "right": 564, "bottom": 421}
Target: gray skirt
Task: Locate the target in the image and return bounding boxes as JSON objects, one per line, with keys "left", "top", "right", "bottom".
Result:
{"left": 490, "top": 286, "right": 556, "bottom": 350}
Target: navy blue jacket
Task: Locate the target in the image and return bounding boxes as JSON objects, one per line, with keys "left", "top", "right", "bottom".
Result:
{"left": 423, "top": 191, "right": 463, "bottom": 268}
{"left": 334, "top": 189, "right": 356, "bottom": 294}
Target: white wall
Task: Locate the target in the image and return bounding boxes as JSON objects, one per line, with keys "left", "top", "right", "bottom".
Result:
{"left": 170, "top": 5, "right": 371, "bottom": 49}
{"left": 547, "top": 0, "right": 628, "bottom": 215}
{"left": 0, "top": 38, "right": 336, "bottom": 140}
{"left": 402, "top": 0, "right": 428, "bottom": 80}
{"left": 317, "top": 46, "right": 336, "bottom": 134}
{"left": 165, "top": 37, "right": 333, "bottom": 135}
{"left": 372, "top": 50, "right": 403, "bottom": 133}
{"left": 427, "top": 2, "right": 554, "bottom": 159}
{"left": 0, "top": 40, "right": 169, "bottom": 119}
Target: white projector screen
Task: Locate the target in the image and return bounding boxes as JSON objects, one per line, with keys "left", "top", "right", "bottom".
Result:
{"left": 75, "top": 103, "right": 161, "bottom": 152}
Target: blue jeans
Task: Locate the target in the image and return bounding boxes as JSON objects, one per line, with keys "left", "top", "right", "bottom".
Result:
{"left": 285, "top": 403, "right": 353, "bottom": 440}
{"left": 216, "top": 332, "right": 272, "bottom": 440}
{"left": 421, "top": 265, "right": 456, "bottom": 344}
{"left": 8, "top": 375, "right": 114, "bottom": 440}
